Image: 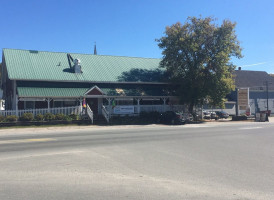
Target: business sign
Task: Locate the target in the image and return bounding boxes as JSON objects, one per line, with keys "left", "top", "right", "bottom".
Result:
{"left": 113, "top": 106, "right": 135, "bottom": 114}
{"left": 238, "top": 88, "right": 249, "bottom": 109}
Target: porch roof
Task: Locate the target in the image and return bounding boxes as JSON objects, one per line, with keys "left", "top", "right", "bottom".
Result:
{"left": 17, "top": 85, "right": 172, "bottom": 98}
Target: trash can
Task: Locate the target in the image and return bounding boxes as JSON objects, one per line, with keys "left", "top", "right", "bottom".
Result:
{"left": 255, "top": 113, "right": 260, "bottom": 122}
{"left": 260, "top": 111, "right": 267, "bottom": 122}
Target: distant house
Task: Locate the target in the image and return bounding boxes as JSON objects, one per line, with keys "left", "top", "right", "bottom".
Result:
{"left": 1, "top": 48, "right": 181, "bottom": 120}
{"left": 230, "top": 68, "right": 274, "bottom": 115}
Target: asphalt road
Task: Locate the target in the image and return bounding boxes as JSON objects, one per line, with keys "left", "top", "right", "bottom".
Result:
{"left": 0, "top": 122, "right": 274, "bottom": 200}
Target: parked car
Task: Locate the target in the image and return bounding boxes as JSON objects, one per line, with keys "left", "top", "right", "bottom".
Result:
{"left": 203, "top": 111, "right": 219, "bottom": 120}
{"left": 203, "top": 111, "right": 211, "bottom": 119}
{"left": 215, "top": 111, "right": 229, "bottom": 119}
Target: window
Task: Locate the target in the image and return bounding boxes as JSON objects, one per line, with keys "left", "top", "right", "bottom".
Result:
{"left": 25, "top": 101, "right": 34, "bottom": 109}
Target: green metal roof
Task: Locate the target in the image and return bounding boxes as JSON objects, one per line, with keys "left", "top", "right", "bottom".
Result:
{"left": 17, "top": 87, "right": 88, "bottom": 97}
{"left": 3, "top": 48, "right": 161, "bottom": 82}
{"left": 17, "top": 84, "right": 171, "bottom": 98}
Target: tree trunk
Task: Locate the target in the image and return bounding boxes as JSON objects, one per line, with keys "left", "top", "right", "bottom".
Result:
{"left": 188, "top": 102, "right": 194, "bottom": 114}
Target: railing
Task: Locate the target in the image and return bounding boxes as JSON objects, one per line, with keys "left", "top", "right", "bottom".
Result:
{"left": 0, "top": 106, "right": 82, "bottom": 117}
{"left": 86, "top": 104, "right": 94, "bottom": 124}
{"left": 102, "top": 105, "right": 110, "bottom": 123}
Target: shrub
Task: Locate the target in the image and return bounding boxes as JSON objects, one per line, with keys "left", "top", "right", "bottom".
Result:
{"left": 20, "top": 113, "right": 34, "bottom": 121}
{"left": 35, "top": 113, "right": 44, "bottom": 121}
{"left": 0, "top": 115, "right": 5, "bottom": 122}
{"left": 55, "top": 113, "right": 66, "bottom": 120}
{"left": 44, "top": 113, "right": 55, "bottom": 121}
{"left": 160, "top": 111, "right": 177, "bottom": 124}
{"left": 6, "top": 115, "right": 18, "bottom": 122}
{"left": 69, "top": 114, "right": 79, "bottom": 120}
{"left": 64, "top": 115, "right": 72, "bottom": 121}
{"left": 139, "top": 111, "right": 161, "bottom": 124}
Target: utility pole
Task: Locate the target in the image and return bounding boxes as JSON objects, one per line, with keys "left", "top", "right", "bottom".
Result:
{"left": 263, "top": 81, "right": 272, "bottom": 116}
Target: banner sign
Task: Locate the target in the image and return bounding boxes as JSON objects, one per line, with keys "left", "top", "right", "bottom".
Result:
{"left": 113, "top": 106, "right": 134, "bottom": 114}
{"left": 238, "top": 88, "right": 249, "bottom": 110}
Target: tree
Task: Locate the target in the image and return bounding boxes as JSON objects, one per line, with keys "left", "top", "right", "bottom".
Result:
{"left": 157, "top": 16, "right": 242, "bottom": 113}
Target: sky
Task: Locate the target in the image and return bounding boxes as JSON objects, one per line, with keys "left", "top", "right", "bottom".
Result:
{"left": 0, "top": 0, "right": 274, "bottom": 73}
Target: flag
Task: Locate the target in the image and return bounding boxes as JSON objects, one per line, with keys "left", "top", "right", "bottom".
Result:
{"left": 83, "top": 98, "right": 86, "bottom": 108}
{"left": 112, "top": 99, "right": 116, "bottom": 108}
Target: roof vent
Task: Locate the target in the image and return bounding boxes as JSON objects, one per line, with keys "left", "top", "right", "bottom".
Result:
{"left": 238, "top": 67, "right": 241, "bottom": 70}
{"left": 67, "top": 54, "right": 82, "bottom": 73}
{"left": 73, "top": 59, "right": 82, "bottom": 73}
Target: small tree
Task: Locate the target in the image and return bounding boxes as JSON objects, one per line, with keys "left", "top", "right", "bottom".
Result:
{"left": 157, "top": 16, "right": 242, "bottom": 113}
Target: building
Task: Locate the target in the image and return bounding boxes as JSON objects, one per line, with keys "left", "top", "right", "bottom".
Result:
{"left": 230, "top": 68, "right": 274, "bottom": 115}
{"left": 1, "top": 48, "right": 181, "bottom": 121}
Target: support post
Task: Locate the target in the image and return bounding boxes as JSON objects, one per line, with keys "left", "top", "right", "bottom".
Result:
{"left": 47, "top": 98, "right": 51, "bottom": 113}
{"left": 107, "top": 98, "right": 112, "bottom": 117}
{"left": 15, "top": 95, "right": 19, "bottom": 117}
{"left": 79, "top": 98, "right": 83, "bottom": 113}
{"left": 163, "top": 98, "right": 167, "bottom": 112}
{"left": 137, "top": 98, "right": 140, "bottom": 114}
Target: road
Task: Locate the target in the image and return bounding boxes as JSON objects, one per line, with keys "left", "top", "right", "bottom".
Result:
{"left": 0, "top": 122, "right": 274, "bottom": 200}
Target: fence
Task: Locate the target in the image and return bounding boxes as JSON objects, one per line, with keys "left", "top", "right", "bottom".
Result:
{"left": 0, "top": 106, "right": 82, "bottom": 117}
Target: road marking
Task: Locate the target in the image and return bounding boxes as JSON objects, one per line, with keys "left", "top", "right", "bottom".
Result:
{"left": 0, "top": 138, "right": 56, "bottom": 144}
{"left": 0, "top": 150, "right": 85, "bottom": 161}
{"left": 239, "top": 127, "right": 263, "bottom": 130}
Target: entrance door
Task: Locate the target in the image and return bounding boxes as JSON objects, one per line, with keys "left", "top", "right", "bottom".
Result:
{"left": 86, "top": 98, "right": 98, "bottom": 115}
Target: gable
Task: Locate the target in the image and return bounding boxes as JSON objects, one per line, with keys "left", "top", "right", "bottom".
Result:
{"left": 85, "top": 86, "right": 105, "bottom": 95}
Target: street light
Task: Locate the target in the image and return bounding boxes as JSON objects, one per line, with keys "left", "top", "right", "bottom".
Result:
{"left": 263, "top": 81, "right": 272, "bottom": 116}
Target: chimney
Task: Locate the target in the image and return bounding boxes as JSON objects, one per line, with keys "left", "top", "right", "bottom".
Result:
{"left": 238, "top": 67, "right": 241, "bottom": 70}
{"left": 94, "top": 42, "right": 97, "bottom": 55}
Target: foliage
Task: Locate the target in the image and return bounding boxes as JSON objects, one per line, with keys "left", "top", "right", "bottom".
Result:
{"left": 139, "top": 111, "right": 161, "bottom": 124}
{"left": 6, "top": 115, "right": 18, "bottom": 122}
{"left": 55, "top": 113, "right": 66, "bottom": 120}
{"left": 44, "top": 113, "right": 55, "bottom": 121}
{"left": 0, "top": 115, "right": 5, "bottom": 122}
{"left": 20, "top": 113, "right": 34, "bottom": 121}
{"left": 69, "top": 114, "right": 79, "bottom": 120}
{"left": 157, "top": 16, "right": 242, "bottom": 112}
{"left": 111, "top": 115, "right": 140, "bottom": 125}
{"left": 35, "top": 113, "right": 44, "bottom": 121}
{"left": 160, "top": 111, "right": 177, "bottom": 124}
{"left": 118, "top": 68, "right": 167, "bottom": 82}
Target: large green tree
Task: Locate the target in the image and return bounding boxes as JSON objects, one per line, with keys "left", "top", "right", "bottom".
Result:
{"left": 157, "top": 16, "right": 242, "bottom": 112}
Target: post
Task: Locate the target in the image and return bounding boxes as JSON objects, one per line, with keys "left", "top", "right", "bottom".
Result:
{"left": 137, "top": 98, "right": 140, "bottom": 114}
{"left": 79, "top": 98, "right": 83, "bottom": 114}
{"left": 236, "top": 88, "right": 239, "bottom": 116}
{"left": 107, "top": 98, "right": 112, "bottom": 117}
{"left": 47, "top": 98, "right": 51, "bottom": 113}
{"left": 163, "top": 98, "right": 167, "bottom": 112}
{"left": 266, "top": 81, "right": 269, "bottom": 115}
{"left": 15, "top": 95, "right": 19, "bottom": 117}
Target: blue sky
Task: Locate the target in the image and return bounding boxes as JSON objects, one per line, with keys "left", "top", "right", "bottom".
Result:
{"left": 1, "top": 0, "right": 274, "bottom": 73}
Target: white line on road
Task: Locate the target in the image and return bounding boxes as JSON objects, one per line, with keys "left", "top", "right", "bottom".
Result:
{"left": 0, "top": 138, "right": 56, "bottom": 145}
{"left": 0, "top": 150, "right": 85, "bottom": 161}
{"left": 239, "top": 127, "right": 263, "bottom": 130}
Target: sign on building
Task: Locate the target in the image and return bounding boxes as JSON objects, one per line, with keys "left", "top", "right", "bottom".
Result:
{"left": 237, "top": 88, "right": 250, "bottom": 115}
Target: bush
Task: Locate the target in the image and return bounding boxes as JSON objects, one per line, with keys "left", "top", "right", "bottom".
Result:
{"left": 64, "top": 115, "right": 72, "bottom": 121}
{"left": 20, "top": 113, "right": 34, "bottom": 121}
{"left": 0, "top": 115, "right": 5, "bottom": 122}
{"left": 44, "top": 113, "right": 55, "bottom": 121}
{"left": 6, "top": 115, "right": 18, "bottom": 122}
{"left": 139, "top": 111, "right": 161, "bottom": 124}
{"left": 69, "top": 114, "right": 79, "bottom": 120}
{"left": 35, "top": 113, "right": 44, "bottom": 121}
{"left": 160, "top": 111, "right": 177, "bottom": 124}
{"left": 55, "top": 113, "right": 66, "bottom": 120}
